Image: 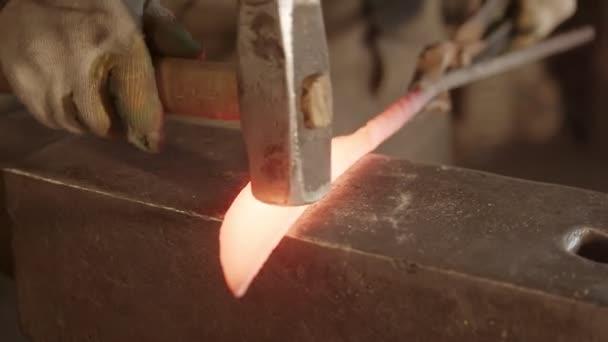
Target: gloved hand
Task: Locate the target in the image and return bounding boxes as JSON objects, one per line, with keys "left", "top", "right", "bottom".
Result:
{"left": 514, "top": 0, "right": 577, "bottom": 47}
{"left": 411, "top": 0, "right": 577, "bottom": 114}
{"left": 0, "top": 0, "right": 202, "bottom": 152}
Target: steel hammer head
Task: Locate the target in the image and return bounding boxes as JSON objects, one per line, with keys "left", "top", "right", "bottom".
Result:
{"left": 237, "top": 0, "right": 333, "bottom": 206}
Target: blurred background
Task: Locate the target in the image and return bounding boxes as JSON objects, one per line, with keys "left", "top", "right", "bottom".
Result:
{"left": 1, "top": 0, "right": 607, "bottom": 340}
{"left": 146, "top": 0, "right": 608, "bottom": 192}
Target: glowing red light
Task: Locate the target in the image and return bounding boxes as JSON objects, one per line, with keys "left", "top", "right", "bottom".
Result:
{"left": 220, "top": 89, "right": 430, "bottom": 297}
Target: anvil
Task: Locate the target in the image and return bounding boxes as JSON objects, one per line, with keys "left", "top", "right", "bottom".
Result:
{"left": 2, "top": 113, "right": 608, "bottom": 341}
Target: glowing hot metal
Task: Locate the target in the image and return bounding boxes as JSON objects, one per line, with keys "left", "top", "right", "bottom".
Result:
{"left": 219, "top": 27, "right": 595, "bottom": 297}
{"left": 220, "top": 90, "right": 430, "bottom": 297}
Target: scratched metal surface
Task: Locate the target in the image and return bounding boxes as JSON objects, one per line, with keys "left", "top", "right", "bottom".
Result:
{"left": 0, "top": 111, "right": 67, "bottom": 166}
{"left": 8, "top": 117, "right": 608, "bottom": 306}
{"left": 0, "top": 275, "right": 26, "bottom": 342}
{"left": 295, "top": 155, "right": 608, "bottom": 306}
{"left": 0, "top": 111, "right": 67, "bottom": 340}
{"left": 0, "top": 111, "right": 67, "bottom": 277}
{"left": 7, "top": 116, "right": 249, "bottom": 220}
{"left": 4, "top": 117, "right": 608, "bottom": 341}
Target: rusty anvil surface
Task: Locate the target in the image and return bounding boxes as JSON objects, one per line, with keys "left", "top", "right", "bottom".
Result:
{"left": 3, "top": 111, "right": 608, "bottom": 341}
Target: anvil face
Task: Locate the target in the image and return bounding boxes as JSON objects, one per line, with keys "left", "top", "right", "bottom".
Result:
{"left": 4, "top": 116, "right": 608, "bottom": 341}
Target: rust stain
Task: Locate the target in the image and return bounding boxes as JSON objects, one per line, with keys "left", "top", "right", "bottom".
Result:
{"left": 261, "top": 144, "right": 287, "bottom": 180}
{"left": 251, "top": 13, "right": 285, "bottom": 65}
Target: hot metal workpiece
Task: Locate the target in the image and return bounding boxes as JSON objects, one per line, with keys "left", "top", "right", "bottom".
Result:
{"left": 3, "top": 113, "right": 608, "bottom": 341}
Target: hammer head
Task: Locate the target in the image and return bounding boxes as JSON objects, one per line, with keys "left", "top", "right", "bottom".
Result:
{"left": 237, "top": 0, "right": 333, "bottom": 206}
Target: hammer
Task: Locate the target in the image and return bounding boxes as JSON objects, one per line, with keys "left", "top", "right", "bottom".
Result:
{"left": 0, "top": 0, "right": 333, "bottom": 207}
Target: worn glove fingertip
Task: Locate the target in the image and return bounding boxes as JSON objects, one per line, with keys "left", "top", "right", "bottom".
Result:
{"left": 127, "top": 123, "right": 164, "bottom": 153}
{"left": 109, "top": 34, "right": 165, "bottom": 153}
{"left": 111, "top": 86, "right": 165, "bottom": 153}
{"left": 55, "top": 94, "right": 87, "bottom": 134}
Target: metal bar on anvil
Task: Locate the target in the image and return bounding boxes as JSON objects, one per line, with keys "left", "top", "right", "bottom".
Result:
{"left": 4, "top": 113, "right": 608, "bottom": 341}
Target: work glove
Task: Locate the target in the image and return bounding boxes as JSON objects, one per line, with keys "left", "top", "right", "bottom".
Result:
{"left": 411, "top": 0, "right": 577, "bottom": 114}
{"left": 0, "top": 0, "right": 202, "bottom": 152}
{"left": 514, "top": 0, "right": 577, "bottom": 47}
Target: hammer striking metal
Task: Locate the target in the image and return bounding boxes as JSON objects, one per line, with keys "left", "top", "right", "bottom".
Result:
{"left": 0, "top": 0, "right": 334, "bottom": 206}
{"left": 236, "top": 0, "right": 333, "bottom": 206}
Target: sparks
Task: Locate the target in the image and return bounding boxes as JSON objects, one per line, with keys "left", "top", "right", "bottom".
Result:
{"left": 219, "top": 89, "right": 430, "bottom": 297}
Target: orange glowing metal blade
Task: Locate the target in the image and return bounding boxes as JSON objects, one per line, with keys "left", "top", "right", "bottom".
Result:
{"left": 220, "top": 90, "right": 430, "bottom": 297}
{"left": 218, "top": 27, "right": 596, "bottom": 296}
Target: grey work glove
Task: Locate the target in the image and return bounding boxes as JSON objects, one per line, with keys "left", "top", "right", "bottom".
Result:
{"left": 0, "top": 0, "right": 202, "bottom": 152}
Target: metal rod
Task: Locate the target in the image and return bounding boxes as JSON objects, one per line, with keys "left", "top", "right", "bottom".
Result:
{"left": 429, "top": 26, "right": 596, "bottom": 98}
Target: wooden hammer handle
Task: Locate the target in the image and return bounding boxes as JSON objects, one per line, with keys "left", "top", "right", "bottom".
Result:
{"left": 0, "top": 58, "right": 240, "bottom": 121}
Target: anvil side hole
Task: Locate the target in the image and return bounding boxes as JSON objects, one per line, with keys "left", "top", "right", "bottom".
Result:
{"left": 567, "top": 229, "right": 608, "bottom": 264}
{"left": 577, "top": 236, "right": 608, "bottom": 264}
